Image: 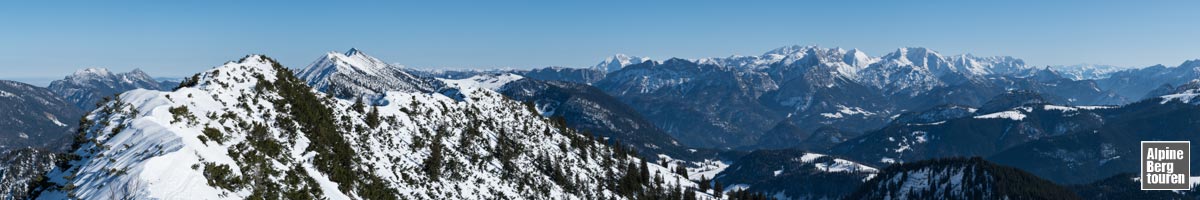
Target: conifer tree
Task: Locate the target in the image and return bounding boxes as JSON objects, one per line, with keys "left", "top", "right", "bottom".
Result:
{"left": 352, "top": 97, "right": 365, "bottom": 113}
{"left": 713, "top": 180, "right": 724, "bottom": 197}
{"left": 640, "top": 159, "right": 651, "bottom": 184}
{"left": 366, "top": 106, "right": 380, "bottom": 128}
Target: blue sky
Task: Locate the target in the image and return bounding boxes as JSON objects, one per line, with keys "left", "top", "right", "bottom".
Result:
{"left": 2, "top": 1, "right": 1198, "bottom": 82}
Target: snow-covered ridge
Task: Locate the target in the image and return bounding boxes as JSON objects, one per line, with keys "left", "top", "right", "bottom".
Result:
{"left": 40, "top": 54, "right": 704, "bottom": 199}
{"left": 295, "top": 48, "right": 443, "bottom": 99}
{"left": 296, "top": 48, "right": 395, "bottom": 88}
{"left": 974, "top": 110, "right": 1027, "bottom": 120}
{"left": 794, "top": 152, "right": 879, "bottom": 174}
{"left": 438, "top": 73, "right": 524, "bottom": 90}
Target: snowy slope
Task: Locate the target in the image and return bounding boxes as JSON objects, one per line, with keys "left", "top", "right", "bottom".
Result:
{"left": 712, "top": 149, "right": 878, "bottom": 200}
{"left": 0, "top": 80, "right": 84, "bottom": 152}
{"left": 36, "top": 55, "right": 708, "bottom": 200}
{"left": 295, "top": 48, "right": 444, "bottom": 100}
{"left": 437, "top": 73, "right": 524, "bottom": 91}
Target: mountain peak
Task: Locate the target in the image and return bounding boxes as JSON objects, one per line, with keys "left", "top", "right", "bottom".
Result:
{"left": 299, "top": 49, "right": 392, "bottom": 83}
{"left": 594, "top": 53, "right": 651, "bottom": 72}
{"left": 71, "top": 67, "right": 113, "bottom": 77}
{"left": 764, "top": 44, "right": 819, "bottom": 56}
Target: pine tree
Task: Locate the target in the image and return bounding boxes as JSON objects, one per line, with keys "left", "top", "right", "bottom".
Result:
{"left": 699, "top": 175, "right": 710, "bottom": 192}
{"left": 713, "top": 180, "right": 723, "bottom": 197}
{"left": 423, "top": 136, "right": 444, "bottom": 181}
{"left": 352, "top": 97, "right": 365, "bottom": 113}
{"left": 366, "top": 106, "right": 380, "bottom": 128}
{"left": 675, "top": 165, "right": 689, "bottom": 177}
{"left": 684, "top": 188, "right": 698, "bottom": 200}
{"left": 640, "top": 159, "right": 651, "bottom": 185}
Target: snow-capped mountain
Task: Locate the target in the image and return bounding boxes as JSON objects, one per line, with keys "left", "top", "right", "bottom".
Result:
{"left": 1050, "top": 63, "right": 1129, "bottom": 80}
{"left": 0, "top": 80, "right": 83, "bottom": 153}
{"left": 35, "top": 55, "right": 708, "bottom": 199}
{"left": 48, "top": 68, "right": 169, "bottom": 111}
{"left": 857, "top": 48, "right": 1035, "bottom": 97}
{"left": 847, "top": 157, "right": 1079, "bottom": 199}
{"left": 593, "top": 54, "right": 652, "bottom": 73}
{"left": 1097, "top": 59, "right": 1200, "bottom": 100}
{"left": 309, "top": 51, "right": 715, "bottom": 162}
{"left": 590, "top": 45, "right": 1087, "bottom": 150}
{"left": 595, "top": 58, "right": 781, "bottom": 148}
{"left": 295, "top": 48, "right": 444, "bottom": 100}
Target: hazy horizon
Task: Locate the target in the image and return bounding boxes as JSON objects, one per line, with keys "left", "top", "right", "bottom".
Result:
{"left": 3, "top": 1, "right": 1198, "bottom": 80}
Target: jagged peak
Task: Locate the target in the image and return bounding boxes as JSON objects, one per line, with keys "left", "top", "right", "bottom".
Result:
{"left": 71, "top": 67, "right": 113, "bottom": 77}
{"left": 594, "top": 53, "right": 652, "bottom": 72}
{"left": 764, "top": 44, "right": 820, "bottom": 56}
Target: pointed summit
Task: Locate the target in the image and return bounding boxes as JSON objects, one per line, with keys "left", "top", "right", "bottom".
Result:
{"left": 296, "top": 48, "right": 444, "bottom": 98}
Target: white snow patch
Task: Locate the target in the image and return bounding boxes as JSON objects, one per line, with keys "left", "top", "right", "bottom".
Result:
{"left": 1043, "top": 105, "right": 1078, "bottom": 112}
{"left": 46, "top": 114, "right": 67, "bottom": 127}
{"left": 439, "top": 74, "right": 524, "bottom": 90}
{"left": 974, "top": 110, "right": 1026, "bottom": 120}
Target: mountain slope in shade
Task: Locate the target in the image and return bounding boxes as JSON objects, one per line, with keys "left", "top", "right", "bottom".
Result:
{"left": 713, "top": 149, "right": 878, "bottom": 200}
{"left": 295, "top": 48, "right": 444, "bottom": 100}
{"left": 1069, "top": 173, "right": 1200, "bottom": 199}
{"left": 0, "top": 80, "right": 84, "bottom": 152}
{"left": 48, "top": 68, "right": 167, "bottom": 111}
{"left": 1097, "top": 59, "right": 1200, "bottom": 100}
{"left": 595, "top": 58, "right": 781, "bottom": 149}
{"left": 590, "top": 45, "right": 1119, "bottom": 151}
{"left": 496, "top": 77, "right": 717, "bottom": 161}
{"left": 847, "top": 157, "right": 1080, "bottom": 200}
{"left": 830, "top": 90, "right": 1109, "bottom": 166}
{"left": 987, "top": 97, "right": 1200, "bottom": 184}
{"left": 35, "top": 55, "right": 704, "bottom": 199}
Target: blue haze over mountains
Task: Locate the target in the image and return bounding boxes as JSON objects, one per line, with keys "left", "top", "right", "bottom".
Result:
{"left": 3, "top": 45, "right": 1200, "bottom": 199}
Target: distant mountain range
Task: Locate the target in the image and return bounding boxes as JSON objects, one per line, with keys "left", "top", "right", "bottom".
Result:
{"left": 0, "top": 80, "right": 82, "bottom": 153}
{"left": 1, "top": 46, "right": 1198, "bottom": 199}
{"left": 47, "top": 68, "right": 174, "bottom": 111}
